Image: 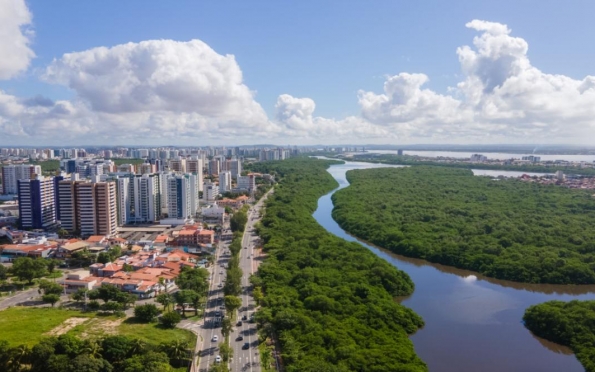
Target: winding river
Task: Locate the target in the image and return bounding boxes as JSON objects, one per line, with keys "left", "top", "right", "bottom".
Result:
{"left": 312, "top": 160, "right": 595, "bottom": 372}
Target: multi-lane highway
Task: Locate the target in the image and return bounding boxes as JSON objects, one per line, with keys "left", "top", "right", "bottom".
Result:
{"left": 196, "top": 189, "right": 272, "bottom": 372}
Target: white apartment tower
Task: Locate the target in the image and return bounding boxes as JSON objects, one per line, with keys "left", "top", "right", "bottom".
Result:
{"left": 219, "top": 171, "right": 232, "bottom": 193}
{"left": 2, "top": 164, "right": 42, "bottom": 194}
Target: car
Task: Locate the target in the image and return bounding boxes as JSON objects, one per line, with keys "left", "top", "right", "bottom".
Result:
{"left": 242, "top": 315, "right": 247, "bottom": 321}
{"left": 215, "top": 311, "right": 221, "bottom": 317}
{"left": 219, "top": 305, "right": 225, "bottom": 310}
{"left": 236, "top": 335, "right": 244, "bottom": 341}
{"left": 242, "top": 342, "right": 250, "bottom": 350}
{"left": 237, "top": 320, "right": 243, "bottom": 326}
{"left": 218, "top": 283, "right": 222, "bottom": 287}
{"left": 220, "top": 271, "right": 224, "bottom": 274}
{"left": 212, "top": 335, "right": 218, "bottom": 342}
{"left": 215, "top": 355, "right": 222, "bottom": 363}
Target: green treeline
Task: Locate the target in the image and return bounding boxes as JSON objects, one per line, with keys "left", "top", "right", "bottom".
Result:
{"left": 0, "top": 334, "right": 190, "bottom": 372}
{"left": 249, "top": 158, "right": 426, "bottom": 372}
{"left": 524, "top": 300, "right": 595, "bottom": 371}
{"left": 352, "top": 154, "right": 595, "bottom": 176}
{"left": 332, "top": 166, "right": 595, "bottom": 284}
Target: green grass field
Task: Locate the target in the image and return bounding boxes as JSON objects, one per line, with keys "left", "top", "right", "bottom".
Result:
{"left": 0, "top": 307, "right": 95, "bottom": 346}
{"left": 0, "top": 307, "right": 196, "bottom": 349}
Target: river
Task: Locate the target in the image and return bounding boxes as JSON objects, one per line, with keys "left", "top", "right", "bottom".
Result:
{"left": 312, "top": 160, "right": 595, "bottom": 372}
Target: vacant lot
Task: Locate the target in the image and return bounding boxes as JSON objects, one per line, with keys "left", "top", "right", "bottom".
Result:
{"left": 0, "top": 307, "right": 195, "bottom": 349}
{"left": 0, "top": 307, "right": 94, "bottom": 346}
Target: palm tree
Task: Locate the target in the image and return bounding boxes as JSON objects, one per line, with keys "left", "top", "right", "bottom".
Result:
{"left": 128, "top": 338, "right": 146, "bottom": 357}
{"left": 158, "top": 277, "right": 166, "bottom": 294}
{"left": 82, "top": 340, "right": 102, "bottom": 359}
{"left": 8, "top": 344, "right": 29, "bottom": 372}
{"left": 161, "top": 339, "right": 189, "bottom": 365}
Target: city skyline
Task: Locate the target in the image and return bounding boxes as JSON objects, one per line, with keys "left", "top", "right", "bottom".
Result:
{"left": 1, "top": 1, "right": 595, "bottom": 146}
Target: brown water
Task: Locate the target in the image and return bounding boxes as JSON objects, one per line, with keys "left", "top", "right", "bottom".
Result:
{"left": 313, "top": 161, "right": 595, "bottom": 372}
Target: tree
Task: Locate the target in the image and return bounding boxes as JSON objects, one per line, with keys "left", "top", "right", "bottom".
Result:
{"left": 174, "top": 290, "right": 199, "bottom": 317}
{"left": 224, "top": 295, "right": 242, "bottom": 320}
{"left": 221, "top": 317, "right": 232, "bottom": 339}
{"left": 38, "top": 279, "right": 63, "bottom": 295}
{"left": 160, "top": 311, "right": 181, "bottom": 328}
{"left": 68, "top": 354, "right": 113, "bottom": 372}
{"left": 219, "top": 342, "right": 233, "bottom": 363}
{"left": 11, "top": 257, "right": 47, "bottom": 283}
{"left": 71, "top": 288, "right": 89, "bottom": 305}
{"left": 160, "top": 339, "right": 189, "bottom": 367}
{"left": 253, "top": 286, "right": 263, "bottom": 305}
{"left": 46, "top": 259, "right": 61, "bottom": 274}
{"left": 121, "top": 351, "right": 172, "bottom": 372}
{"left": 156, "top": 293, "right": 173, "bottom": 312}
{"left": 93, "top": 285, "right": 121, "bottom": 303}
{"left": 101, "top": 336, "right": 131, "bottom": 365}
{"left": 122, "top": 264, "right": 134, "bottom": 273}
{"left": 0, "top": 264, "right": 6, "bottom": 280}
{"left": 81, "top": 339, "right": 103, "bottom": 359}
{"left": 101, "top": 301, "right": 124, "bottom": 315}
{"left": 43, "top": 294, "right": 61, "bottom": 307}
{"left": 175, "top": 266, "right": 209, "bottom": 295}
{"left": 97, "top": 252, "right": 111, "bottom": 265}
{"left": 134, "top": 304, "right": 160, "bottom": 323}
{"left": 57, "top": 229, "right": 69, "bottom": 238}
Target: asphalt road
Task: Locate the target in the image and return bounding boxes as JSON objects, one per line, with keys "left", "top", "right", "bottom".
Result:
{"left": 195, "top": 190, "right": 272, "bottom": 372}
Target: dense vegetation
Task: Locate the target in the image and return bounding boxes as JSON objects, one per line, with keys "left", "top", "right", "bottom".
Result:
{"left": 352, "top": 154, "right": 595, "bottom": 175}
{"left": 249, "top": 158, "right": 426, "bottom": 372}
{"left": 0, "top": 333, "right": 191, "bottom": 372}
{"left": 332, "top": 166, "right": 595, "bottom": 284}
{"left": 29, "top": 159, "right": 60, "bottom": 174}
{"left": 524, "top": 300, "right": 595, "bottom": 371}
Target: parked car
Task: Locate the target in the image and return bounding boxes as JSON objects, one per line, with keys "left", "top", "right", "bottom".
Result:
{"left": 237, "top": 320, "right": 243, "bottom": 326}
{"left": 242, "top": 342, "right": 250, "bottom": 350}
{"left": 215, "top": 355, "right": 222, "bottom": 363}
{"left": 242, "top": 315, "right": 248, "bottom": 321}
{"left": 212, "top": 335, "right": 218, "bottom": 342}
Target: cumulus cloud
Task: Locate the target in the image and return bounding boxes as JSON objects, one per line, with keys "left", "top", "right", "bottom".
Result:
{"left": 0, "top": 38, "right": 282, "bottom": 143}
{"left": 0, "top": 0, "right": 35, "bottom": 79}
{"left": 2, "top": 14, "right": 595, "bottom": 145}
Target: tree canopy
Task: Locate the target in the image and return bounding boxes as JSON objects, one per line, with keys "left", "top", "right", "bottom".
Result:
{"left": 524, "top": 300, "right": 595, "bottom": 371}
{"left": 248, "top": 158, "right": 426, "bottom": 372}
{"left": 333, "top": 166, "right": 595, "bottom": 284}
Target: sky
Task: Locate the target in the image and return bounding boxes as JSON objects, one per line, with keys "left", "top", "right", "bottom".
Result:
{"left": 1, "top": 0, "right": 595, "bottom": 146}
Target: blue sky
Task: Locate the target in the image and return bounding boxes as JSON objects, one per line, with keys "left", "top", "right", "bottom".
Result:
{"left": 1, "top": 0, "right": 595, "bottom": 145}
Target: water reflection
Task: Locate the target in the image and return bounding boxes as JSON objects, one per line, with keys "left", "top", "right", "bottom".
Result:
{"left": 313, "top": 159, "right": 594, "bottom": 372}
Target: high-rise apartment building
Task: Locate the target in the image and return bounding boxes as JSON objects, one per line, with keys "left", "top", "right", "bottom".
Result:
{"left": 237, "top": 174, "right": 256, "bottom": 193}
{"left": 208, "top": 159, "right": 220, "bottom": 176}
{"left": 219, "top": 171, "right": 232, "bottom": 193}
{"left": 58, "top": 175, "right": 86, "bottom": 233}
{"left": 116, "top": 174, "right": 160, "bottom": 224}
{"left": 169, "top": 158, "right": 186, "bottom": 173}
{"left": 1, "top": 164, "right": 42, "bottom": 194}
{"left": 76, "top": 179, "right": 118, "bottom": 237}
{"left": 203, "top": 180, "right": 220, "bottom": 202}
{"left": 17, "top": 176, "right": 57, "bottom": 230}
{"left": 229, "top": 159, "right": 242, "bottom": 179}
{"left": 167, "top": 175, "right": 193, "bottom": 219}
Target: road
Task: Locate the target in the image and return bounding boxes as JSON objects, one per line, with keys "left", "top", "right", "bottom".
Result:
{"left": 195, "top": 190, "right": 272, "bottom": 372}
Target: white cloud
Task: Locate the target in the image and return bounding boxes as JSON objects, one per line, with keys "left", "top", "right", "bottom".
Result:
{"left": 0, "top": 0, "right": 35, "bottom": 79}
{"left": 2, "top": 15, "right": 595, "bottom": 145}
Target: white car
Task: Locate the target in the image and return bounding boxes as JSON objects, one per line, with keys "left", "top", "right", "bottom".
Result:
{"left": 215, "top": 355, "right": 222, "bottom": 363}
{"left": 212, "top": 335, "right": 218, "bottom": 342}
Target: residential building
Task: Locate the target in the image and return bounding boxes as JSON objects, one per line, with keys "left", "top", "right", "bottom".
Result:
{"left": 167, "top": 174, "right": 194, "bottom": 219}
{"left": 229, "top": 159, "right": 242, "bottom": 179}
{"left": 77, "top": 179, "right": 118, "bottom": 237}
{"left": 58, "top": 175, "right": 87, "bottom": 233}
{"left": 208, "top": 159, "right": 220, "bottom": 176}
{"left": 219, "top": 171, "right": 232, "bottom": 192}
{"left": 237, "top": 174, "right": 256, "bottom": 193}
{"left": 117, "top": 174, "right": 161, "bottom": 224}
{"left": 2, "top": 164, "right": 42, "bottom": 194}
{"left": 17, "top": 176, "right": 57, "bottom": 230}
{"left": 203, "top": 180, "right": 219, "bottom": 202}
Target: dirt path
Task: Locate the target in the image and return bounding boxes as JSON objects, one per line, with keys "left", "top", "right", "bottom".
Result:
{"left": 45, "top": 317, "right": 89, "bottom": 336}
